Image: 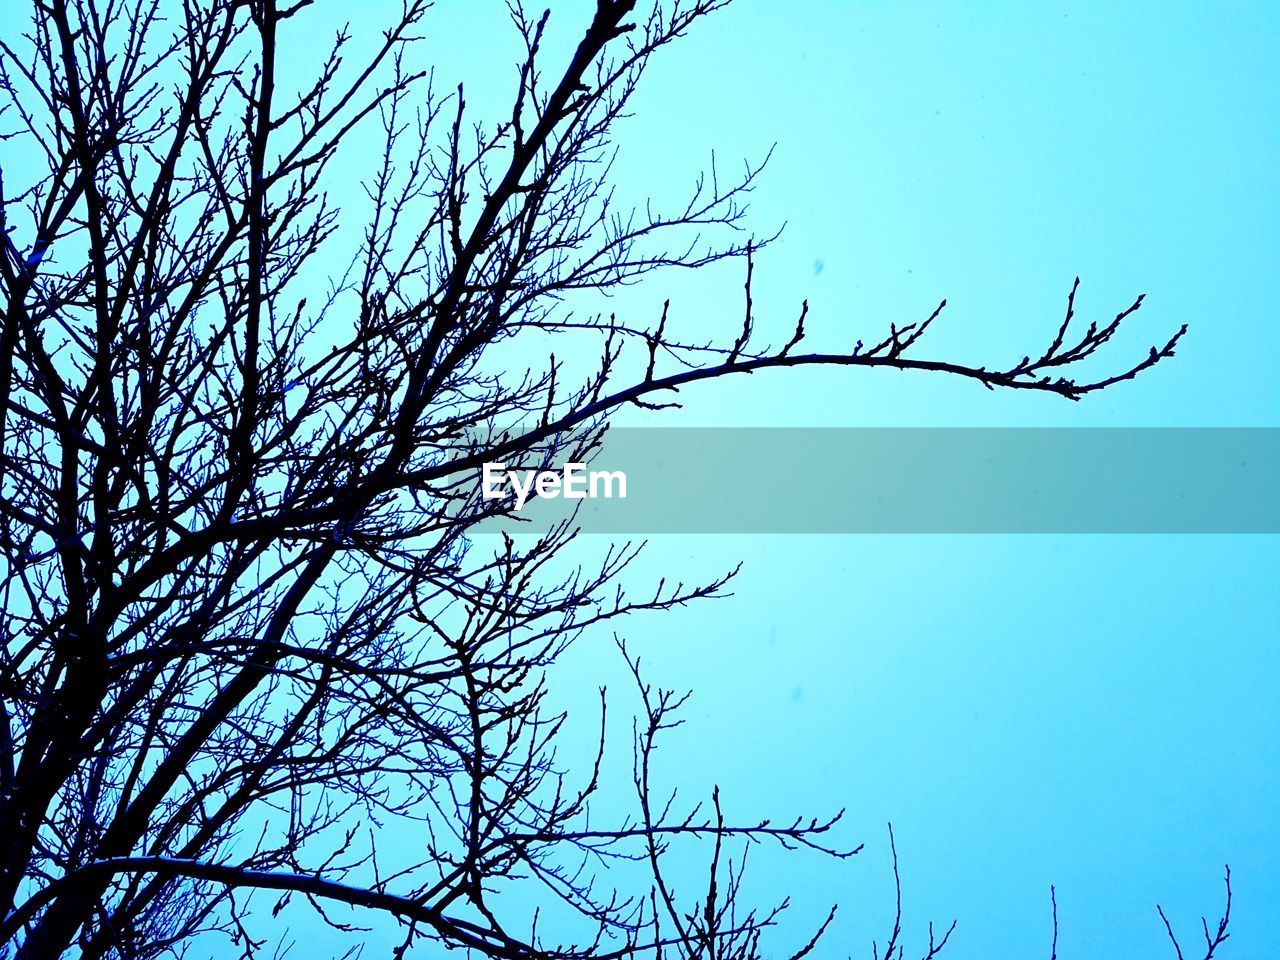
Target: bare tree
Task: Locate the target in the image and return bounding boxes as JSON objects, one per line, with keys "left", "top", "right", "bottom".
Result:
{"left": 0, "top": 0, "right": 1212, "bottom": 957}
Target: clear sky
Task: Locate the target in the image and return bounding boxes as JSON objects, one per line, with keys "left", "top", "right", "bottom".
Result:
{"left": 408, "top": 1, "right": 1280, "bottom": 955}
{"left": 5, "top": 1, "right": 1276, "bottom": 957}
{"left": 534, "top": 2, "right": 1280, "bottom": 957}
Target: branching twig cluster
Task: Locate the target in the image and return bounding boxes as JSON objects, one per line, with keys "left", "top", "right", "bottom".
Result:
{"left": 0, "top": 0, "right": 1203, "bottom": 957}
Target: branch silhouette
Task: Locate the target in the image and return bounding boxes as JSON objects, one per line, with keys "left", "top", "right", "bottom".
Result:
{"left": 0, "top": 0, "right": 1219, "bottom": 957}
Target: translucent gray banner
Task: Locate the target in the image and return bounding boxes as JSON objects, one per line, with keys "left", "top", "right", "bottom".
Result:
{"left": 476, "top": 428, "right": 1280, "bottom": 534}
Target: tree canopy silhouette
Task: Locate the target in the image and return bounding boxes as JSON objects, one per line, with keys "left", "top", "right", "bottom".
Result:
{"left": 0, "top": 1, "right": 1216, "bottom": 958}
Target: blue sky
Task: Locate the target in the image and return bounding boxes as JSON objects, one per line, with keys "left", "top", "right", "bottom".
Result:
{"left": 175, "top": 0, "right": 1280, "bottom": 955}
{"left": 540, "top": 2, "right": 1279, "bottom": 957}
{"left": 4, "top": 1, "right": 1276, "bottom": 956}
{"left": 406, "top": 1, "right": 1276, "bottom": 955}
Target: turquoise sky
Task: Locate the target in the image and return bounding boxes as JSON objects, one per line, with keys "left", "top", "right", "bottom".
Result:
{"left": 545, "top": 2, "right": 1279, "bottom": 957}
{"left": 419, "top": 1, "right": 1279, "bottom": 954}
{"left": 4, "top": 1, "right": 1276, "bottom": 956}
